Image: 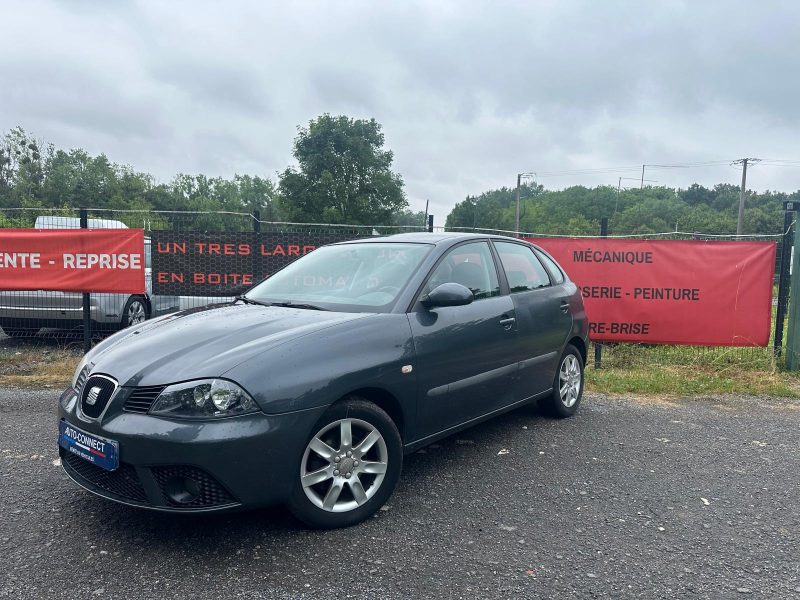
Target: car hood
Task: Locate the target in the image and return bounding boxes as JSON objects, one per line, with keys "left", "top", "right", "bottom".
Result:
{"left": 85, "top": 303, "right": 372, "bottom": 387}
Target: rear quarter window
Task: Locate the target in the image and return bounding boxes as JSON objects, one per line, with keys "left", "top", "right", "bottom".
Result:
{"left": 494, "top": 241, "right": 551, "bottom": 292}
{"left": 533, "top": 249, "right": 565, "bottom": 284}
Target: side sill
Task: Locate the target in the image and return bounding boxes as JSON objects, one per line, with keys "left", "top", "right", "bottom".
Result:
{"left": 402, "top": 387, "right": 553, "bottom": 454}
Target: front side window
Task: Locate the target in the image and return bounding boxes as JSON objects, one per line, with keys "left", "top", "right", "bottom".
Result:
{"left": 494, "top": 242, "right": 551, "bottom": 292}
{"left": 425, "top": 241, "right": 500, "bottom": 301}
{"left": 246, "top": 242, "right": 432, "bottom": 312}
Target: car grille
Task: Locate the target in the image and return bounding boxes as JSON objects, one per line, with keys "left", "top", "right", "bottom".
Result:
{"left": 80, "top": 375, "right": 117, "bottom": 419}
{"left": 63, "top": 452, "right": 147, "bottom": 503}
{"left": 151, "top": 465, "right": 235, "bottom": 508}
{"left": 123, "top": 385, "right": 167, "bottom": 414}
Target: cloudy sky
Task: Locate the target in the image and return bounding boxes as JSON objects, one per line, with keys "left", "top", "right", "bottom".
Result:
{"left": 2, "top": 0, "right": 799, "bottom": 218}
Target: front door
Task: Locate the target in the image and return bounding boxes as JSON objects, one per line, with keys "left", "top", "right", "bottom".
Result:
{"left": 409, "top": 241, "right": 519, "bottom": 439}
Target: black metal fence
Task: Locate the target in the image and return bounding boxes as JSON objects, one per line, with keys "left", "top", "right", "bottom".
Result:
{"left": 0, "top": 207, "right": 789, "bottom": 371}
{"left": 0, "top": 207, "right": 428, "bottom": 351}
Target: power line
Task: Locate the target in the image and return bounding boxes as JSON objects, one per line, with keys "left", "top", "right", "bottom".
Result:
{"left": 530, "top": 158, "right": 800, "bottom": 179}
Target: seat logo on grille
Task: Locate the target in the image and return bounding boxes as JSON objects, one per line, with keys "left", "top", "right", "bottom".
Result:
{"left": 86, "top": 386, "right": 102, "bottom": 406}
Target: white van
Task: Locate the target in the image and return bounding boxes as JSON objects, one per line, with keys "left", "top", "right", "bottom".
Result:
{"left": 0, "top": 217, "right": 179, "bottom": 337}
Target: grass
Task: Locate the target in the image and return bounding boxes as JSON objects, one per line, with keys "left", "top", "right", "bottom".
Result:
{"left": 586, "top": 364, "right": 800, "bottom": 398}
{"left": 0, "top": 346, "right": 80, "bottom": 388}
{"left": 586, "top": 340, "right": 800, "bottom": 398}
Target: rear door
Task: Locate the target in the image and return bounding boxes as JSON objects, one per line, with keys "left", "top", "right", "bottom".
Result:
{"left": 492, "top": 241, "right": 572, "bottom": 398}
{"left": 409, "top": 241, "right": 519, "bottom": 438}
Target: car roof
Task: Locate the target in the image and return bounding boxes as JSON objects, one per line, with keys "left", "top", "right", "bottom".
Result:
{"left": 34, "top": 216, "right": 129, "bottom": 229}
{"left": 336, "top": 231, "right": 527, "bottom": 246}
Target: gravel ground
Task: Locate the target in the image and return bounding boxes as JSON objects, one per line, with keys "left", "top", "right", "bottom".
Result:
{"left": 1, "top": 388, "right": 799, "bottom": 599}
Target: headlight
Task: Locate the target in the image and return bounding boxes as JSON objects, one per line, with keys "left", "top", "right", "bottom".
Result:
{"left": 71, "top": 355, "right": 92, "bottom": 390}
{"left": 149, "top": 379, "right": 258, "bottom": 419}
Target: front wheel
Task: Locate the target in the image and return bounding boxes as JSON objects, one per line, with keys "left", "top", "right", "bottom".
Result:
{"left": 542, "top": 344, "right": 584, "bottom": 418}
{"left": 288, "top": 398, "right": 402, "bottom": 529}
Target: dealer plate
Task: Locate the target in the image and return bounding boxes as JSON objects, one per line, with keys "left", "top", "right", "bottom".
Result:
{"left": 58, "top": 420, "right": 119, "bottom": 471}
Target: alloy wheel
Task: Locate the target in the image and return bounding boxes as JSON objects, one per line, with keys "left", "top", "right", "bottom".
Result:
{"left": 300, "top": 418, "right": 388, "bottom": 513}
{"left": 559, "top": 354, "right": 581, "bottom": 407}
{"left": 127, "top": 300, "right": 147, "bottom": 326}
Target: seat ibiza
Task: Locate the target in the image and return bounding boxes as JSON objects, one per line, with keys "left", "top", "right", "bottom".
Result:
{"left": 58, "top": 233, "right": 588, "bottom": 528}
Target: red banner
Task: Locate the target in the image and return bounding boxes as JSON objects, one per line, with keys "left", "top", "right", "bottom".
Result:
{"left": 0, "top": 229, "right": 145, "bottom": 293}
{"left": 526, "top": 238, "right": 776, "bottom": 346}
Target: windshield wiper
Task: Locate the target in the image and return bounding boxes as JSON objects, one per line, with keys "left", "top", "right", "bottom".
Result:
{"left": 268, "top": 301, "right": 328, "bottom": 311}
{"left": 234, "top": 296, "right": 270, "bottom": 307}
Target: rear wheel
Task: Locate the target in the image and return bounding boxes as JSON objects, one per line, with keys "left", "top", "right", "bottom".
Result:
{"left": 121, "top": 296, "right": 148, "bottom": 329}
{"left": 542, "top": 344, "right": 584, "bottom": 418}
{"left": 288, "top": 398, "right": 402, "bottom": 529}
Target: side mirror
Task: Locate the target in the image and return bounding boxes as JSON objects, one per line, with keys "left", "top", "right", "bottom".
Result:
{"left": 420, "top": 282, "right": 474, "bottom": 308}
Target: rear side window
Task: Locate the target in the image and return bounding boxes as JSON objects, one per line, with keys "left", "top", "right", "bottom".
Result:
{"left": 494, "top": 242, "right": 551, "bottom": 292}
{"left": 426, "top": 241, "right": 500, "bottom": 301}
{"left": 533, "top": 249, "right": 564, "bottom": 284}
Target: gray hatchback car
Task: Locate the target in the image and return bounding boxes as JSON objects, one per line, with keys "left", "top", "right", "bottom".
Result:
{"left": 58, "top": 233, "right": 588, "bottom": 528}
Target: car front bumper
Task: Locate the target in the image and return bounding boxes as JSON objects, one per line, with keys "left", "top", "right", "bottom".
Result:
{"left": 57, "top": 387, "right": 327, "bottom": 513}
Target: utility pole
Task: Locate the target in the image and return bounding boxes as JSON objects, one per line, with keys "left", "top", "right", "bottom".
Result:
{"left": 515, "top": 173, "right": 521, "bottom": 235}
{"left": 515, "top": 172, "right": 535, "bottom": 237}
{"left": 734, "top": 158, "right": 760, "bottom": 235}
{"left": 640, "top": 164, "right": 645, "bottom": 189}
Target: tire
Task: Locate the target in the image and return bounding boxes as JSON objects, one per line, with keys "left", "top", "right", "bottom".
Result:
{"left": 121, "top": 296, "right": 149, "bottom": 329}
{"left": 542, "top": 344, "right": 584, "bottom": 418}
{"left": 288, "top": 397, "right": 402, "bottom": 529}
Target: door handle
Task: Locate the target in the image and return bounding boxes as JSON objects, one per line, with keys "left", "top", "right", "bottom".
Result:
{"left": 559, "top": 301, "right": 570, "bottom": 314}
{"left": 499, "top": 315, "right": 516, "bottom": 329}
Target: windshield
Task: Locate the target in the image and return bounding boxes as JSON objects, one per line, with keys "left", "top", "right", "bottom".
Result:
{"left": 245, "top": 242, "right": 432, "bottom": 312}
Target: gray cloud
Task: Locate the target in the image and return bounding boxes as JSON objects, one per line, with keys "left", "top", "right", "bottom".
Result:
{"left": 1, "top": 0, "right": 799, "bottom": 219}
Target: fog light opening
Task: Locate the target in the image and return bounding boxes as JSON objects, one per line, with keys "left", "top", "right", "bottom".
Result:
{"left": 164, "top": 476, "right": 201, "bottom": 504}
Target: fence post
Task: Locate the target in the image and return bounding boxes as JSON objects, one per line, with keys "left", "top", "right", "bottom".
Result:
{"left": 774, "top": 207, "right": 793, "bottom": 356}
{"left": 251, "top": 211, "right": 261, "bottom": 287}
{"left": 594, "top": 217, "right": 608, "bottom": 369}
{"left": 427, "top": 214, "right": 434, "bottom": 233}
{"left": 79, "top": 207, "right": 91, "bottom": 354}
{"left": 785, "top": 202, "right": 800, "bottom": 369}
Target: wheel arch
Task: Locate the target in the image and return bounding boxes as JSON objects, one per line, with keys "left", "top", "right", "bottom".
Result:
{"left": 339, "top": 387, "right": 406, "bottom": 442}
{"left": 138, "top": 294, "right": 153, "bottom": 317}
{"left": 568, "top": 336, "right": 587, "bottom": 365}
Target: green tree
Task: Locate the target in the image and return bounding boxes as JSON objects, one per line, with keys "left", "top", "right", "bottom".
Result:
{"left": 0, "top": 127, "right": 52, "bottom": 209}
{"left": 446, "top": 182, "right": 792, "bottom": 237}
{"left": 393, "top": 208, "right": 427, "bottom": 228}
{"left": 446, "top": 185, "right": 540, "bottom": 231}
{"left": 278, "top": 115, "right": 407, "bottom": 224}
